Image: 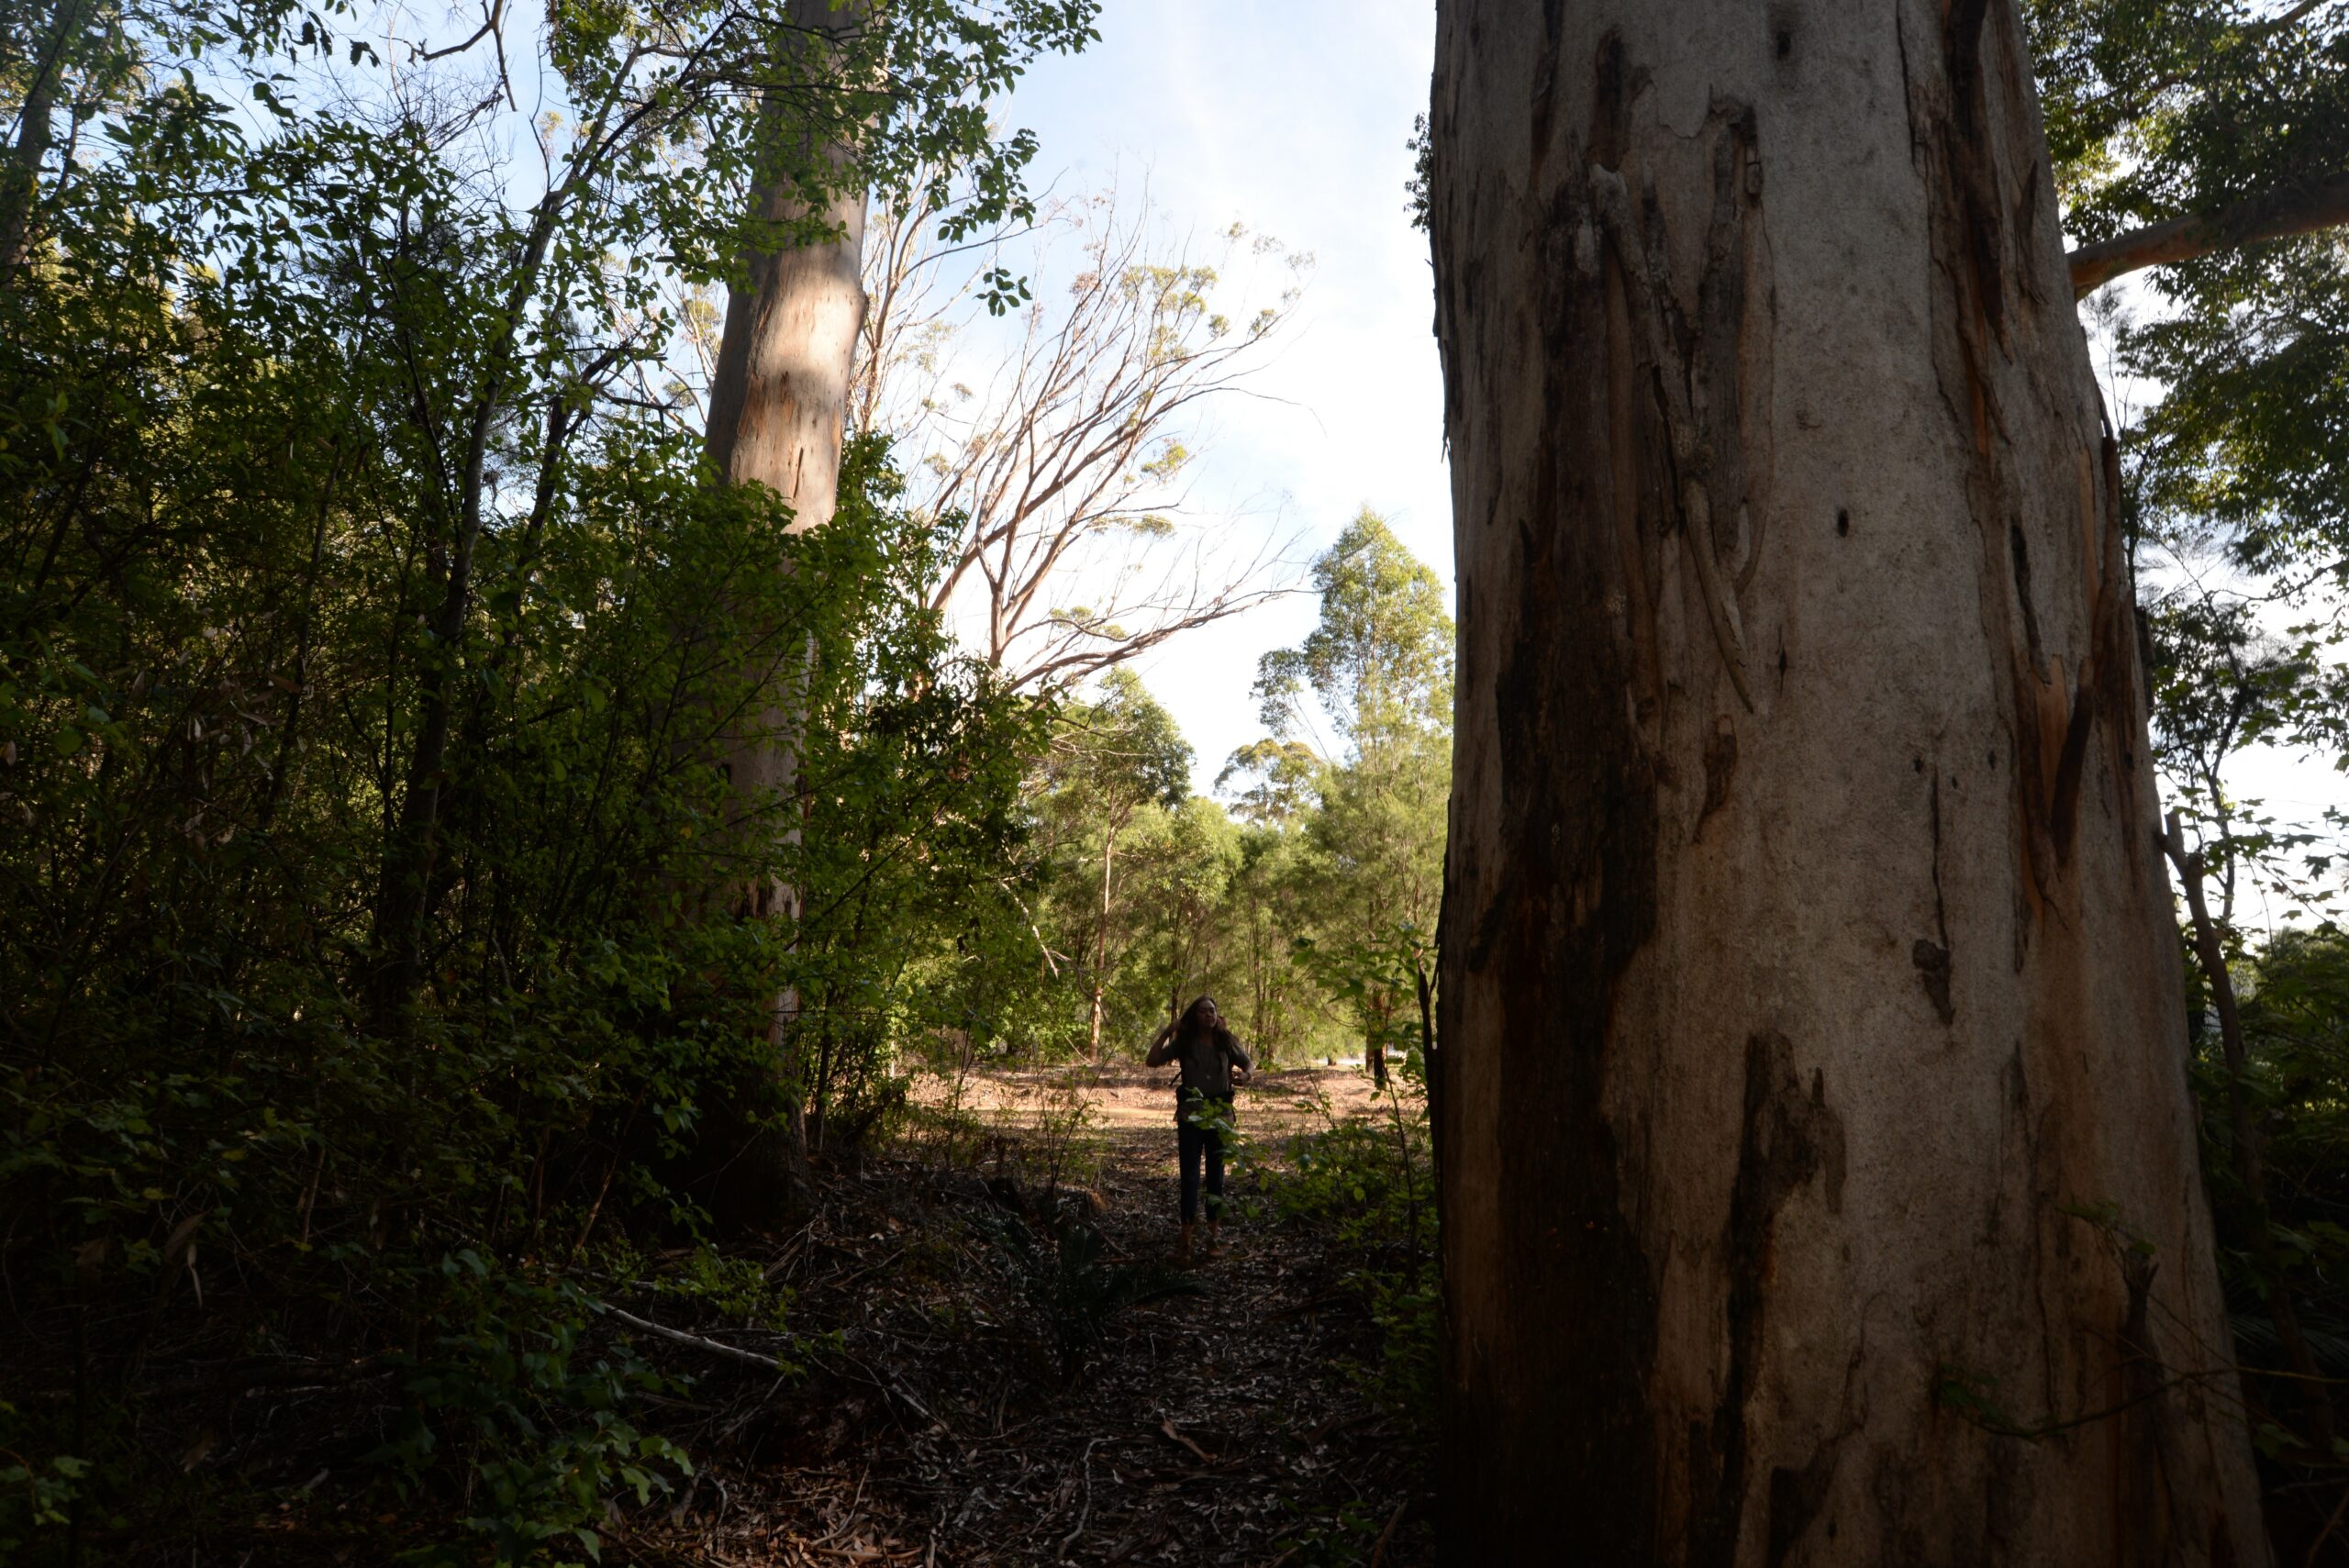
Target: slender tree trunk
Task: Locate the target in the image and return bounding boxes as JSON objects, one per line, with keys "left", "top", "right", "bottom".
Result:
{"left": 370, "top": 204, "right": 575, "bottom": 1033}
{"left": 0, "top": 0, "right": 82, "bottom": 278}
{"left": 1087, "top": 819, "right": 1118, "bottom": 1060}
{"left": 699, "top": 0, "right": 869, "bottom": 1210}
{"left": 2166, "top": 813, "right": 2333, "bottom": 1451}
{"left": 1430, "top": 2, "right": 2265, "bottom": 1561}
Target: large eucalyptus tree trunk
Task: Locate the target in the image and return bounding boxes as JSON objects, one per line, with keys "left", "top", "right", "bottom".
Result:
{"left": 696, "top": 0, "right": 867, "bottom": 1211}
{"left": 1429, "top": 1, "right": 2266, "bottom": 1561}
{"left": 705, "top": 6, "right": 867, "bottom": 528}
{"left": 702, "top": 140, "right": 865, "bottom": 906}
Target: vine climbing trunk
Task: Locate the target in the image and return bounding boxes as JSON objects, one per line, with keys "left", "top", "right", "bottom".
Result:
{"left": 700, "top": 0, "right": 870, "bottom": 1215}
{"left": 1429, "top": 1, "right": 2266, "bottom": 1561}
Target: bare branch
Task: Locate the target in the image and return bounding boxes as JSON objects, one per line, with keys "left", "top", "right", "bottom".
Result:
{"left": 596, "top": 1301, "right": 786, "bottom": 1372}
{"left": 854, "top": 174, "right": 1309, "bottom": 689}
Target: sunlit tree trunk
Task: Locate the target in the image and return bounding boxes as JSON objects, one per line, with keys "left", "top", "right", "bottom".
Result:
{"left": 0, "top": 0, "right": 91, "bottom": 279}
{"left": 700, "top": 0, "right": 869, "bottom": 1208}
{"left": 701, "top": 153, "right": 864, "bottom": 876}
{"left": 1088, "top": 821, "right": 1119, "bottom": 1060}
{"left": 1429, "top": 1, "right": 2266, "bottom": 1560}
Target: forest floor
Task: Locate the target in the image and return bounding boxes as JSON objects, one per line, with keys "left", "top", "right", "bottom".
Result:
{"left": 607, "top": 1062, "right": 1433, "bottom": 1568}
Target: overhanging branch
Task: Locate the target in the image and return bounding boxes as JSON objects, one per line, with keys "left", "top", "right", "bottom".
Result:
{"left": 2068, "top": 170, "right": 2349, "bottom": 295}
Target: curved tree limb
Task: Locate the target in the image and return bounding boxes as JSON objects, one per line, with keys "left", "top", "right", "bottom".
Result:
{"left": 2069, "top": 169, "right": 2349, "bottom": 295}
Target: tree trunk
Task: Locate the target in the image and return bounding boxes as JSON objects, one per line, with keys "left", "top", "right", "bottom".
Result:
{"left": 703, "top": 80, "right": 864, "bottom": 870}
{"left": 1088, "top": 820, "right": 1119, "bottom": 1060}
{"left": 0, "top": 0, "right": 83, "bottom": 278}
{"left": 704, "top": 0, "right": 871, "bottom": 759}
{"left": 699, "top": 0, "right": 869, "bottom": 1213}
{"left": 2165, "top": 813, "right": 2332, "bottom": 1451}
{"left": 1429, "top": 2, "right": 2266, "bottom": 1561}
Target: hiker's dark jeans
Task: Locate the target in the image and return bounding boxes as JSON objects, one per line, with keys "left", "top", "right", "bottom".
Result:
{"left": 1178, "top": 1121, "right": 1225, "bottom": 1224}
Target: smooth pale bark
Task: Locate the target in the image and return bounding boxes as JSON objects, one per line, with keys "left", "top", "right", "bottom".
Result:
{"left": 697, "top": 0, "right": 867, "bottom": 1207}
{"left": 1430, "top": 1, "right": 2266, "bottom": 1561}
{"left": 705, "top": 145, "right": 866, "bottom": 527}
{"left": 702, "top": 0, "right": 867, "bottom": 887}
{"left": 701, "top": 159, "right": 864, "bottom": 906}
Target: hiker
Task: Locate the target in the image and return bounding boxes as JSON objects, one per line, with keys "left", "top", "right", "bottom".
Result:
{"left": 1144, "top": 995, "right": 1252, "bottom": 1264}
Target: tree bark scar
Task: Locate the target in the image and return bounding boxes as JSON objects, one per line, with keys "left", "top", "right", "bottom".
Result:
{"left": 1894, "top": 3, "right": 1923, "bottom": 167}
{"left": 2004, "top": 507, "right": 2101, "bottom": 872}
{"left": 2013, "top": 158, "right": 2048, "bottom": 310}
{"left": 1588, "top": 98, "right": 1763, "bottom": 713}
{"left": 1528, "top": 0, "right": 1563, "bottom": 181}
{"left": 1917, "top": 0, "right": 2014, "bottom": 512}
{"left": 1766, "top": 1444, "right": 1841, "bottom": 1567}
{"left": 2010, "top": 657, "right": 2062, "bottom": 902}
{"left": 1941, "top": 0, "right": 2009, "bottom": 353}
{"left": 2048, "top": 666, "right": 2095, "bottom": 862}
{"left": 1912, "top": 936, "right": 1954, "bottom": 1024}
{"left": 1607, "top": 257, "right": 1666, "bottom": 738}
{"left": 1589, "top": 31, "right": 1629, "bottom": 171}
{"left": 1477, "top": 457, "right": 1661, "bottom": 1559}
{"left": 1699, "top": 715, "right": 1738, "bottom": 834}
{"left": 1915, "top": 773, "right": 1956, "bottom": 1024}
{"left": 2007, "top": 524, "right": 2044, "bottom": 669}
{"left": 1439, "top": 64, "right": 1666, "bottom": 1551}
{"left": 2075, "top": 448, "right": 2104, "bottom": 606}
{"left": 2110, "top": 1245, "right": 2183, "bottom": 1562}
{"left": 1701, "top": 102, "right": 1768, "bottom": 599}
{"left": 1691, "top": 1032, "right": 1847, "bottom": 1565}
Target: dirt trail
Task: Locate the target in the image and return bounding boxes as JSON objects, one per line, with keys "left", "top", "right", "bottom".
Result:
{"left": 624, "top": 1065, "right": 1431, "bottom": 1567}
{"left": 927, "top": 1060, "right": 1386, "bottom": 1138}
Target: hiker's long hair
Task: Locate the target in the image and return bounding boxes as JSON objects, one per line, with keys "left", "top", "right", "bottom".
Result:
{"left": 1176, "top": 995, "right": 1238, "bottom": 1051}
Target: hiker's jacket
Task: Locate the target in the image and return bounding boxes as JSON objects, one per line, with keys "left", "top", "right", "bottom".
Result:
{"left": 1147, "top": 1023, "right": 1252, "bottom": 1123}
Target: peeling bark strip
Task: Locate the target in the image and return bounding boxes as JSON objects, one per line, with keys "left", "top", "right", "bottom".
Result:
{"left": 1690, "top": 1033, "right": 1846, "bottom": 1566}
{"left": 1433, "top": 0, "right": 2264, "bottom": 1560}
{"left": 1586, "top": 98, "right": 1763, "bottom": 713}
{"left": 1915, "top": 774, "right": 1954, "bottom": 1024}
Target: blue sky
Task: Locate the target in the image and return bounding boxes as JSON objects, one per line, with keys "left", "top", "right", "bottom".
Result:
{"left": 950, "top": 2, "right": 2346, "bottom": 930}
{"left": 990, "top": 0, "right": 1447, "bottom": 793}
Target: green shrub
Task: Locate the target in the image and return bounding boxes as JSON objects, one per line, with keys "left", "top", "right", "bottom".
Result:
{"left": 1276, "top": 1096, "right": 1437, "bottom": 1424}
